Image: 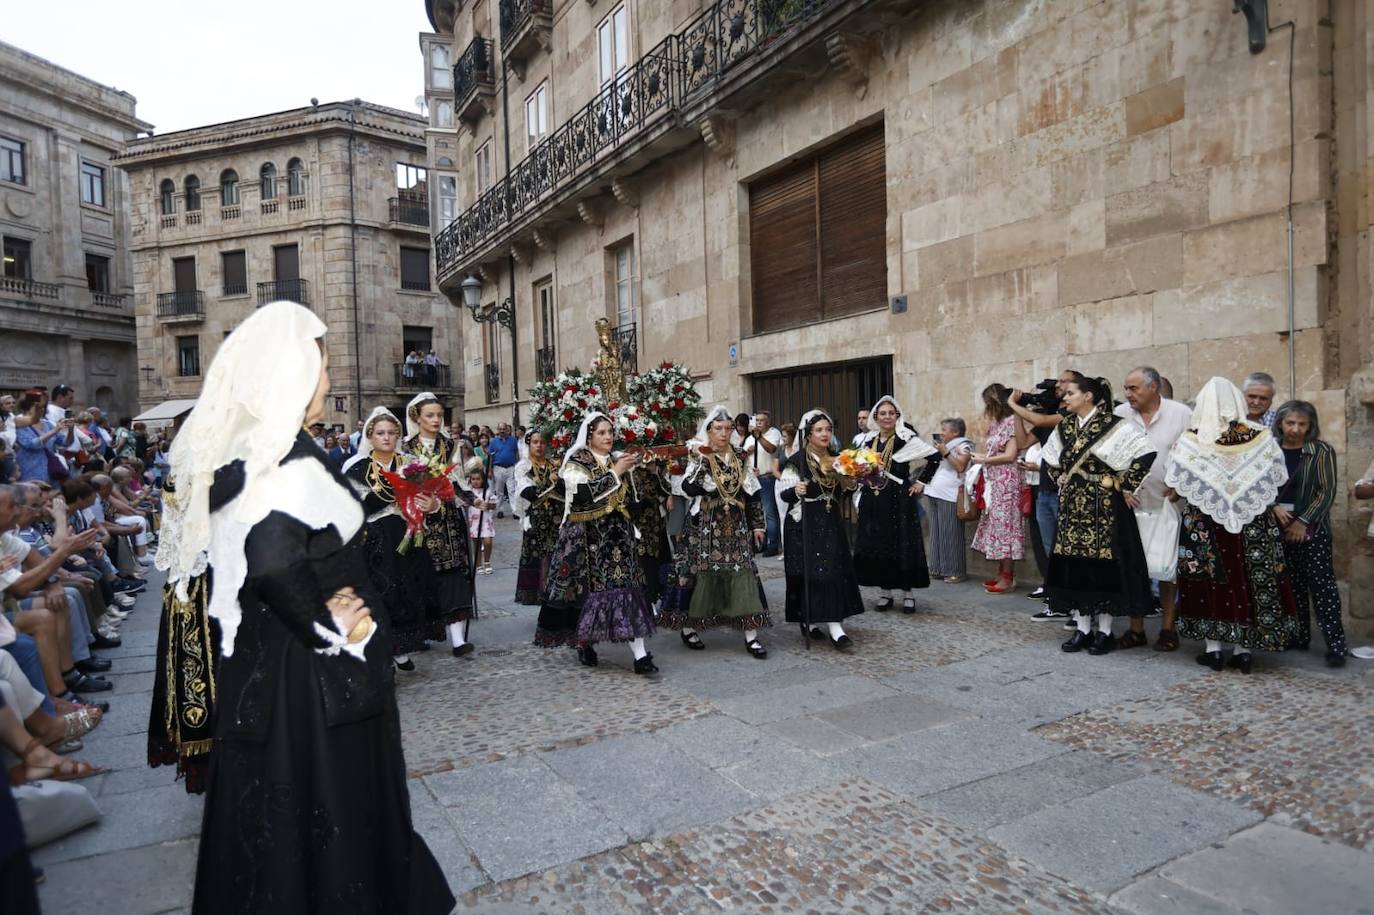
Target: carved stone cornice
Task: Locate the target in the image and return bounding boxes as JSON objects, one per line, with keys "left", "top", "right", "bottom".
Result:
{"left": 610, "top": 177, "right": 639, "bottom": 210}
{"left": 698, "top": 115, "right": 735, "bottom": 159}
{"left": 825, "top": 31, "right": 873, "bottom": 90}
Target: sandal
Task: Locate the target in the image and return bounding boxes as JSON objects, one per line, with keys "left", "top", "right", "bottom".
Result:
{"left": 1153, "top": 629, "right": 1179, "bottom": 652}
{"left": 62, "top": 706, "right": 103, "bottom": 740}
{"left": 944, "top": 576, "right": 967, "bottom": 583}
{"left": 680, "top": 631, "right": 705, "bottom": 650}
{"left": 8, "top": 738, "right": 105, "bottom": 786}
{"left": 985, "top": 576, "right": 1016, "bottom": 594}
{"left": 1117, "top": 630, "right": 1149, "bottom": 650}
{"left": 745, "top": 639, "right": 768, "bottom": 659}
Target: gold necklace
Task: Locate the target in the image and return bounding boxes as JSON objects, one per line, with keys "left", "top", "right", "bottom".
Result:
{"left": 366, "top": 455, "right": 397, "bottom": 503}
{"left": 704, "top": 448, "right": 744, "bottom": 508}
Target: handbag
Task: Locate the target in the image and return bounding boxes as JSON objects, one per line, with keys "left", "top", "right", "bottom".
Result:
{"left": 1133, "top": 498, "right": 1181, "bottom": 582}
{"left": 46, "top": 449, "right": 69, "bottom": 482}
{"left": 956, "top": 465, "right": 983, "bottom": 522}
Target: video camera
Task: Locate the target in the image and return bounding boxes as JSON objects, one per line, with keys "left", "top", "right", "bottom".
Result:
{"left": 1015, "top": 379, "right": 1062, "bottom": 414}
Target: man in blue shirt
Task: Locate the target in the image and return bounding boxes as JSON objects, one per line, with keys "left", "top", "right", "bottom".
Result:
{"left": 486, "top": 422, "right": 519, "bottom": 518}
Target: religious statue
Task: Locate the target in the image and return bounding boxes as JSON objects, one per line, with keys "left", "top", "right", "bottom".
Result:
{"left": 594, "top": 317, "right": 627, "bottom": 402}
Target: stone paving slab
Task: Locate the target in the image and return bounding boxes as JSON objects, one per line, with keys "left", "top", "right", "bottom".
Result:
{"left": 762, "top": 715, "right": 872, "bottom": 756}
{"left": 712, "top": 673, "right": 901, "bottom": 724}
{"left": 813, "top": 691, "right": 972, "bottom": 740}
{"left": 37, "top": 838, "right": 197, "bottom": 915}
{"left": 31, "top": 780, "right": 204, "bottom": 866}
{"left": 987, "top": 774, "right": 1264, "bottom": 893}
{"left": 1111, "top": 821, "right": 1374, "bottom": 915}
{"left": 407, "top": 783, "right": 490, "bottom": 897}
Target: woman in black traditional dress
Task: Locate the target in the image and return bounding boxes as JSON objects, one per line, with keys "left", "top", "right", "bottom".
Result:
{"left": 627, "top": 460, "right": 673, "bottom": 607}
{"left": 852, "top": 395, "right": 936, "bottom": 613}
{"left": 403, "top": 392, "right": 477, "bottom": 658}
{"left": 514, "top": 429, "right": 562, "bottom": 605}
{"left": 161, "top": 302, "right": 451, "bottom": 915}
{"left": 663, "top": 405, "right": 771, "bottom": 657}
{"left": 343, "top": 406, "right": 442, "bottom": 672}
{"left": 537, "top": 411, "right": 659, "bottom": 674}
{"left": 779, "top": 409, "right": 864, "bottom": 649}
{"left": 1042, "top": 376, "right": 1156, "bottom": 657}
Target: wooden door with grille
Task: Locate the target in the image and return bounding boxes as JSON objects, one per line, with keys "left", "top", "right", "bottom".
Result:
{"left": 749, "top": 356, "right": 893, "bottom": 446}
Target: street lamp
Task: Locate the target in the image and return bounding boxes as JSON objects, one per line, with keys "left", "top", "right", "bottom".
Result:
{"left": 460, "top": 273, "right": 513, "bottom": 329}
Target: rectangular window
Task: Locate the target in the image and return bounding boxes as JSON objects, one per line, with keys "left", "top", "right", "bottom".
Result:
{"left": 536, "top": 280, "right": 555, "bottom": 349}
{"left": 3, "top": 237, "right": 33, "bottom": 279}
{"left": 80, "top": 161, "right": 106, "bottom": 207}
{"left": 749, "top": 123, "right": 887, "bottom": 333}
{"left": 222, "top": 250, "right": 247, "bottom": 296}
{"left": 598, "top": 5, "right": 629, "bottom": 86}
{"left": 430, "top": 45, "right": 451, "bottom": 90}
{"left": 85, "top": 253, "right": 110, "bottom": 292}
{"left": 438, "top": 175, "right": 457, "bottom": 224}
{"left": 403, "top": 324, "right": 433, "bottom": 356}
{"left": 172, "top": 256, "right": 197, "bottom": 293}
{"left": 0, "top": 136, "right": 24, "bottom": 185}
{"left": 272, "top": 244, "right": 299, "bottom": 282}
{"left": 475, "top": 143, "right": 492, "bottom": 195}
{"left": 400, "top": 247, "right": 431, "bottom": 291}
{"left": 612, "top": 241, "right": 636, "bottom": 327}
{"left": 395, "top": 162, "right": 428, "bottom": 194}
{"left": 525, "top": 83, "right": 549, "bottom": 149}
{"left": 177, "top": 335, "right": 201, "bottom": 377}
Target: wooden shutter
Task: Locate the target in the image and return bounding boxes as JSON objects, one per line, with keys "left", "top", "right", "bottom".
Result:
{"left": 819, "top": 124, "right": 887, "bottom": 319}
{"left": 749, "top": 163, "right": 820, "bottom": 333}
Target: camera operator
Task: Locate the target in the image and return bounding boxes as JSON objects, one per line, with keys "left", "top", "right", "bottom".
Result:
{"left": 1009, "top": 371, "right": 1083, "bottom": 615}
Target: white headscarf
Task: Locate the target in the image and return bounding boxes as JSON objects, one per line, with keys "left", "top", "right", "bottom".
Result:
{"left": 1191, "top": 376, "right": 1254, "bottom": 446}
{"left": 342, "top": 406, "right": 402, "bottom": 473}
{"left": 405, "top": 392, "right": 442, "bottom": 440}
{"left": 695, "top": 404, "right": 733, "bottom": 447}
{"left": 560, "top": 410, "right": 612, "bottom": 474}
{"left": 798, "top": 409, "right": 839, "bottom": 456}
{"left": 861, "top": 394, "right": 937, "bottom": 462}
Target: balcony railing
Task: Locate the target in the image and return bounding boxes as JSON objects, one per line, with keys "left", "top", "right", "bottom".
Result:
{"left": 221, "top": 205, "right": 241, "bottom": 221}
{"left": 0, "top": 276, "right": 61, "bottom": 300}
{"left": 437, "top": 0, "right": 842, "bottom": 279}
{"left": 258, "top": 278, "right": 309, "bottom": 306}
{"left": 395, "top": 362, "right": 453, "bottom": 389}
{"left": 389, "top": 196, "right": 430, "bottom": 227}
{"left": 91, "top": 291, "right": 129, "bottom": 308}
{"left": 484, "top": 363, "right": 501, "bottom": 404}
{"left": 157, "top": 290, "right": 204, "bottom": 319}
{"left": 614, "top": 322, "right": 638, "bottom": 374}
{"left": 535, "top": 345, "right": 556, "bottom": 381}
{"left": 454, "top": 36, "right": 495, "bottom": 123}
{"left": 222, "top": 282, "right": 248, "bottom": 297}
{"left": 499, "top": 0, "right": 552, "bottom": 67}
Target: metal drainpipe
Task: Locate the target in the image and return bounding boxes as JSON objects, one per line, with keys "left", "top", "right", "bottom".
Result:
{"left": 348, "top": 100, "right": 363, "bottom": 422}
{"left": 500, "top": 46, "right": 518, "bottom": 426}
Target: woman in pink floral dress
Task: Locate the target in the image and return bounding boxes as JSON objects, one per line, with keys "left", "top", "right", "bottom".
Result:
{"left": 971, "top": 384, "right": 1024, "bottom": 592}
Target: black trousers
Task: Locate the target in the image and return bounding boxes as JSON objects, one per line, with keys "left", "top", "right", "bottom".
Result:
{"left": 1282, "top": 525, "right": 1347, "bottom": 654}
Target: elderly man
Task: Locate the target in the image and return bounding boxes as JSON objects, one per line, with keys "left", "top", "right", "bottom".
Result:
{"left": 1115, "top": 367, "right": 1193, "bottom": 651}
{"left": 487, "top": 421, "right": 519, "bottom": 518}
{"left": 1242, "top": 372, "right": 1277, "bottom": 428}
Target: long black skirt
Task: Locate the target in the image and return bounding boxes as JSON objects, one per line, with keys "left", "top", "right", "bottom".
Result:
{"left": 853, "top": 484, "right": 931, "bottom": 591}
{"left": 1045, "top": 493, "right": 1154, "bottom": 618}
{"left": 362, "top": 514, "right": 443, "bottom": 653}
{"left": 192, "top": 640, "right": 453, "bottom": 915}
{"left": 783, "top": 503, "right": 865, "bottom": 624}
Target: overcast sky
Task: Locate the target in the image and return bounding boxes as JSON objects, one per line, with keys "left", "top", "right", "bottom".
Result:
{"left": 7, "top": 1, "right": 437, "bottom": 132}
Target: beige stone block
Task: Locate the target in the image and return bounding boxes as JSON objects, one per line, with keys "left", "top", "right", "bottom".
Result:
{"left": 929, "top": 307, "right": 1067, "bottom": 370}
{"left": 1103, "top": 130, "right": 1172, "bottom": 192}
{"left": 925, "top": 101, "right": 1000, "bottom": 172}
{"left": 1184, "top": 328, "right": 1325, "bottom": 400}
{"left": 1058, "top": 233, "right": 1183, "bottom": 305}
{"left": 1207, "top": 140, "right": 1328, "bottom": 223}
{"left": 1168, "top": 87, "right": 1292, "bottom": 174}
{"left": 1117, "top": 27, "right": 1173, "bottom": 97}
{"left": 973, "top": 210, "right": 1067, "bottom": 277}
{"left": 902, "top": 195, "right": 965, "bottom": 251}
{"left": 1065, "top": 343, "right": 1192, "bottom": 397}
{"left": 1124, "top": 77, "right": 1185, "bottom": 138}
{"left": 1104, "top": 172, "right": 1209, "bottom": 246}
{"left": 900, "top": 249, "right": 921, "bottom": 295}
{"left": 1127, "top": 0, "right": 1197, "bottom": 42}
{"left": 1170, "top": 7, "right": 1254, "bottom": 78}
{"left": 917, "top": 235, "right": 975, "bottom": 288}
{"left": 1013, "top": 103, "right": 1125, "bottom": 172}
{"left": 889, "top": 87, "right": 934, "bottom": 144}
{"left": 1181, "top": 201, "right": 1327, "bottom": 286}
{"left": 1050, "top": 150, "right": 1104, "bottom": 209}
{"left": 933, "top": 54, "right": 999, "bottom": 124}
{"left": 898, "top": 159, "right": 975, "bottom": 211}
{"left": 962, "top": 166, "right": 1052, "bottom": 235}
{"left": 907, "top": 281, "right": 965, "bottom": 332}
{"left": 968, "top": 264, "right": 1060, "bottom": 316}
{"left": 1069, "top": 294, "right": 1154, "bottom": 353}
{"left": 1066, "top": 199, "right": 1106, "bottom": 255}
{"left": 1152, "top": 267, "right": 1322, "bottom": 346}
{"left": 1017, "top": 65, "right": 1091, "bottom": 137}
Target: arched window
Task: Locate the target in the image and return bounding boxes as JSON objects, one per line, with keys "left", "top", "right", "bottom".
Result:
{"left": 259, "top": 162, "right": 277, "bottom": 200}
{"left": 286, "top": 158, "right": 305, "bottom": 197}
{"left": 430, "top": 45, "right": 451, "bottom": 89}
{"left": 220, "top": 169, "right": 239, "bottom": 205}
{"left": 436, "top": 102, "right": 453, "bottom": 128}
{"left": 184, "top": 175, "right": 201, "bottom": 211}
{"left": 159, "top": 179, "right": 175, "bottom": 215}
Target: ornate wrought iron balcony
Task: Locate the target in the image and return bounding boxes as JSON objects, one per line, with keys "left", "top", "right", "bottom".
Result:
{"left": 436, "top": 0, "right": 850, "bottom": 280}
{"left": 257, "top": 278, "right": 309, "bottom": 306}
{"left": 499, "top": 0, "right": 552, "bottom": 75}
{"left": 389, "top": 196, "right": 430, "bottom": 227}
{"left": 484, "top": 363, "right": 501, "bottom": 404}
{"left": 156, "top": 290, "right": 204, "bottom": 320}
{"left": 454, "top": 36, "right": 496, "bottom": 125}
{"left": 395, "top": 362, "right": 453, "bottom": 389}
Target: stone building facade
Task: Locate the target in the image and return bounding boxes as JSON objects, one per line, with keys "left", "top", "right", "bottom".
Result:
{"left": 422, "top": 0, "right": 1374, "bottom": 638}
{"left": 0, "top": 40, "right": 148, "bottom": 417}
{"left": 117, "top": 101, "right": 464, "bottom": 430}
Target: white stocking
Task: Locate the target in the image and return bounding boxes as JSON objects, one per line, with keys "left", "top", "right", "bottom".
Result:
{"left": 394, "top": 654, "right": 411, "bottom": 665}
{"left": 827, "top": 622, "right": 846, "bottom": 639}
{"left": 1097, "top": 613, "right": 1113, "bottom": 635}
{"left": 681, "top": 627, "right": 697, "bottom": 636}
{"left": 630, "top": 637, "right": 648, "bottom": 660}
{"left": 1205, "top": 638, "right": 1222, "bottom": 653}
{"left": 1233, "top": 645, "right": 1250, "bottom": 656}
{"left": 743, "top": 628, "right": 758, "bottom": 642}
{"left": 448, "top": 621, "right": 468, "bottom": 648}
{"left": 1074, "top": 611, "right": 1091, "bottom": 634}
{"left": 901, "top": 590, "right": 913, "bottom": 602}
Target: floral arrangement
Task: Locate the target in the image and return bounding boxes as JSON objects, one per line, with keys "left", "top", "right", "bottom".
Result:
{"left": 379, "top": 451, "right": 458, "bottom": 553}
{"left": 834, "top": 447, "right": 890, "bottom": 490}
{"left": 528, "top": 361, "right": 704, "bottom": 455}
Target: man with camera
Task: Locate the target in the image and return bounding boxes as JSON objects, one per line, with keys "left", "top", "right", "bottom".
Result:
{"left": 1008, "top": 371, "right": 1083, "bottom": 618}
{"left": 742, "top": 411, "right": 783, "bottom": 556}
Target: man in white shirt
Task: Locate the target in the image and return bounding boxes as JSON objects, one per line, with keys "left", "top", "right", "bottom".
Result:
{"left": 742, "top": 411, "right": 783, "bottom": 556}
{"left": 852, "top": 409, "right": 869, "bottom": 447}
{"left": 45, "top": 384, "right": 75, "bottom": 427}
{"left": 1114, "top": 366, "right": 1192, "bottom": 652}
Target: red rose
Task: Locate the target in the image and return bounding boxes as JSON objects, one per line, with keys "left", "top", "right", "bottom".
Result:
{"left": 664, "top": 426, "right": 676, "bottom": 440}
{"left": 674, "top": 398, "right": 684, "bottom": 408}
{"left": 624, "top": 430, "right": 637, "bottom": 443}
{"left": 673, "top": 385, "right": 683, "bottom": 393}
{"left": 565, "top": 384, "right": 576, "bottom": 392}
{"left": 563, "top": 409, "right": 575, "bottom": 420}
{"left": 577, "top": 399, "right": 587, "bottom": 409}
{"left": 608, "top": 401, "right": 619, "bottom": 410}
{"left": 629, "top": 413, "right": 639, "bottom": 421}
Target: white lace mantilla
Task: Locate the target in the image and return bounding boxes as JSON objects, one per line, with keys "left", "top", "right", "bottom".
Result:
{"left": 1165, "top": 431, "right": 1288, "bottom": 534}
{"left": 1091, "top": 420, "right": 1154, "bottom": 472}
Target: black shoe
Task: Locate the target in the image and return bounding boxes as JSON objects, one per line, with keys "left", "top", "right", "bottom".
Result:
{"left": 496, "top": 511, "right": 506, "bottom": 519}
{"left": 1086, "top": 632, "right": 1116, "bottom": 656}
{"left": 1031, "top": 607, "right": 1068, "bottom": 621}
{"left": 745, "top": 639, "right": 767, "bottom": 659}
{"left": 112, "top": 579, "right": 145, "bottom": 594}
{"left": 394, "top": 657, "right": 416, "bottom": 672}
{"left": 680, "top": 631, "right": 705, "bottom": 650}
{"left": 901, "top": 598, "right": 916, "bottom": 615}
{"left": 1227, "top": 652, "right": 1253, "bottom": 674}
{"left": 1326, "top": 650, "right": 1347, "bottom": 668}
{"left": 66, "top": 673, "right": 112, "bottom": 692}
{"left": 829, "top": 633, "right": 853, "bottom": 650}
{"left": 1143, "top": 606, "right": 1162, "bottom": 619}
{"left": 1195, "top": 650, "right": 1225, "bottom": 671}
{"left": 1063, "top": 618, "right": 1078, "bottom": 630}
{"left": 91, "top": 634, "right": 122, "bottom": 650}
{"left": 807, "top": 627, "right": 825, "bottom": 640}
{"left": 577, "top": 645, "right": 599, "bottom": 667}
{"left": 875, "top": 597, "right": 893, "bottom": 612}
{"left": 1027, "top": 586, "right": 1046, "bottom": 600}
{"left": 76, "top": 657, "right": 112, "bottom": 674}
{"left": 1061, "top": 630, "right": 1092, "bottom": 653}
{"left": 451, "top": 643, "right": 475, "bottom": 657}
{"left": 633, "top": 653, "right": 659, "bottom": 675}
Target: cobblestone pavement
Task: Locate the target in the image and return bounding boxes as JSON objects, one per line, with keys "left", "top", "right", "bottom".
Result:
{"left": 33, "top": 517, "right": 1374, "bottom": 914}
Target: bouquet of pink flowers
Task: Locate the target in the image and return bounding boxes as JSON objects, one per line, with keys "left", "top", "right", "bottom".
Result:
{"left": 379, "top": 452, "right": 457, "bottom": 553}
